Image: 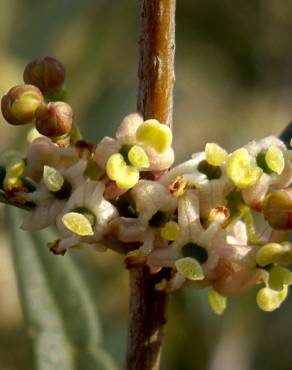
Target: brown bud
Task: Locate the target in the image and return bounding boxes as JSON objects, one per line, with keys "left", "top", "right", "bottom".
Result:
{"left": 23, "top": 56, "right": 65, "bottom": 93}
{"left": 262, "top": 189, "right": 292, "bottom": 230}
{"left": 1, "top": 84, "right": 43, "bottom": 125}
{"left": 35, "top": 101, "right": 72, "bottom": 137}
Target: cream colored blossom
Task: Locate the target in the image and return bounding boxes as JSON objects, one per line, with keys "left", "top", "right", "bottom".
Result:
{"left": 54, "top": 181, "right": 118, "bottom": 254}
{"left": 95, "top": 113, "right": 174, "bottom": 189}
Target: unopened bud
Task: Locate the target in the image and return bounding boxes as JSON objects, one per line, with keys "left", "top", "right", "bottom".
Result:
{"left": 23, "top": 56, "right": 65, "bottom": 93}
{"left": 35, "top": 102, "right": 72, "bottom": 138}
{"left": 1, "top": 84, "right": 43, "bottom": 125}
{"left": 262, "top": 189, "right": 292, "bottom": 230}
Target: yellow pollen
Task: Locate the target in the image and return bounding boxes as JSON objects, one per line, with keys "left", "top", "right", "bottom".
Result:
{"left": 226, "top": 148, "right": 262, "bottom": 189}
{"left": 160, "top": 221, "right": 180, "bottom": 241}
{"left": 62, "top": 212, "right": 94, "bottom": 236}
{"left": 205, "top": 143, "right": 228, "bottom": 166}
{"left": 136, "top": 119, "right": 172, "bottom": 153}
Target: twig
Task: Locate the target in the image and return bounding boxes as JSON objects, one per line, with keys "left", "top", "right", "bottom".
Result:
{"left": 126, "top": 1, "right": 176, "bottom": 369}
{"left": 137, "top": 0, "right": 176, "bottom": 127}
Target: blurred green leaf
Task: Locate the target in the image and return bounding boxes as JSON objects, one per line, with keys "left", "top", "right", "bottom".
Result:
{"left": 6, "top": 207, "right": 117, "bottom": 370}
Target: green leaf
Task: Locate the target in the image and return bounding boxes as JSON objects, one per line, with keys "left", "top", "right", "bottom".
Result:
{"left": 6, "top": 207, "right": 117, "bottom": 370}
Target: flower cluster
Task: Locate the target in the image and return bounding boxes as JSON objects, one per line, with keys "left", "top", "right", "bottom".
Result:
{"left": 1, "top": 58, "right": 291, "bottom": 315}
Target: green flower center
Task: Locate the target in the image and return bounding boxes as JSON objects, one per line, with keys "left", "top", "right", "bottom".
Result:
{"left": 182, "top": 242, "right": 208, "bottom": 264}
{"left": 198, "top": 160, "right": 221, "bottom": 180}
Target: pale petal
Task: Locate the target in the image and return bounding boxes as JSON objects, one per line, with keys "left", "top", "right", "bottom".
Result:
{"left": 242, "top": 173, "right": 270, "bottom": 211}
{"left": 145, "top": 147, "right": 174, "bottom": 171}
{"left": 116, "top": 113, "right": 143, "bottom": 144}
{"left": 198, "top": 176, "right": 234, "bottom": 218}
{"left": 159, "top": 152, "right": 205, "bottom": 186}
{"left": 178, "top": 190, "right": 203, "bottom": 241}
{"left": 94, "top": 136, "right": 120, "bottom": 169}
{"left": 147, "top": 244, "right": 181, "bottom": 268}
{"left": 107, "top": 217, "right": 147, "bottom": 242}
{"left": 273, "top": 161, "right": 292, "bottom": 189}
{"left": 131, "top": 180, "right": 177, "bottom": 223}
{"left": 244, "top": 136, "right": 286, "bottom": 157}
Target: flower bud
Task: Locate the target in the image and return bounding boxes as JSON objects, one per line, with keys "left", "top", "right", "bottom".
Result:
{"left": 35, "top": 102, "right": 72, "bottom": 138}
{"left": 23, "top": 56, "right": 65, "bottom": 93}
{"left": 262, "top": 189, "right": 292, "bottom": 230}
{"left": 1, "top": 84, "right": 43, "bottom": 125}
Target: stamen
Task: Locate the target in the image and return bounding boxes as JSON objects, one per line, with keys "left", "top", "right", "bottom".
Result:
{"left": 256, "top": 243, "right": 292, "bottom": 266}
{"left": 136, "top": 119, "right": 172, "bottom": 153}
{"left": 256, "top": 286, "right": 288, "bottom": 312}
{"left": 43, "top": 165, "right": 64, "bottom": 192}
{"left": 268, "top": 267, "right": 292, "bottom": 292}
{"left": 265, "top": 146, "right": 285, "bottom": 175}
{"left": 160, "top": 220, "right": 180, "bottom": 241}
{"left": 205, "top": 143, "right": 228, "bottom": 166}
{"left": 62, "top": 212, "right": 94, "bottom": 236}
{"left": 208, "top": 289, "right": 227, "bottom": 315}
{"left": 227, "top": 148, "right": 262, "bottom": 188}
{"left": 175, "top": 257, "right": 204, "bottom": 280}
{"left": 128, "top": 145, "right": 149, "bottom": 168}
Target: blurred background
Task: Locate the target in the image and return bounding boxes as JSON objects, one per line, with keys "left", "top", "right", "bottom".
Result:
{"left": 0, "top": 0, "right": 292, "bottom": 369}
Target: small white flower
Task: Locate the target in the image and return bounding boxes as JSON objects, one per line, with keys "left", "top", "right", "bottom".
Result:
{"left": 21, "top": 159, "right": 87, "bottom": 230}
{"left": 95, "top": 113, "right": 174, "bottom": 190}
{"left": 55, "top": 181, "right": 118, "bottom": 253}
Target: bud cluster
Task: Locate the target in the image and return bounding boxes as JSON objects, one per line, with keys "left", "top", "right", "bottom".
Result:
{"left": 1, "top": 57, "right": 72, "bottom": 144}
{"left": 0, "top": 58, "right": 291, "bottom": 315}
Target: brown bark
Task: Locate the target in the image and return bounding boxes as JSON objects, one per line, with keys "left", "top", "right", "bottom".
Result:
{"left": 126, "top": 267, "right": 170, "bottom": 370}
{"left": 126, "top": 1, "right": 176, "bottom": 370}
{"left": 137, "top": 0, "right": 176, "bottom": 126}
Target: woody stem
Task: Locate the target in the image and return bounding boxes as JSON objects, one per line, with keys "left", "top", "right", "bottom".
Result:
{"left": 125, "top": 1, "right": 176, "bottom": 369}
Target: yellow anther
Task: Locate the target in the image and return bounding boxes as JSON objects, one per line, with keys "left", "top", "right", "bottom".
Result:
{"left": 205, "top": 143, "right": 228, "bottom": 166}
{"left": 128, "top": 145, "right": 150, "bottom": 168}
{"left": 106, "top": 153, "right": 127, "bottom": 181}
{"left": 7, "top": 160, "right": 25, "bottom": 177}
{"left": 269, "top": 267, "right": 292, "bottom": 292}
{"left": 4, "top": 176, "right": 22, "bottom": 190}
{"left": 160, "top": 220, "right": 180, "bottom": 241}
{"left": 62, "top": 212, "right": 94, "bottom": 236}
{"left": 43, "top": 165, "right": 64, "bottom": 192}
{"left": 208, "top": 289, "right": 227, "bottom": 315}
{"left": 136, "top": 119, "right": 172, "bottom": 153}
{"left": 116, "top": 166, "right": 139, "bottom": 189}
{"left": 175, "top": 257, "right": 204, "bottom": 281}
{"left": 265, "top": 145, "right": 285, "bottom": 175}
{"left": 256, "top": 286, "right": 288, "bottom": 312}
{"left": 226, "top": 148, "right": 262, "bottom": 189}
{"left": 11, "top": 92, "right": 42, "bottom": 121}
{"left": 106, "top": 153, "right": 139, "bottom": 189}
{"left": 256, "top": 243, "right": 292, "bottom": 266}
{"left": 2, "top": 152, "right": 25, "bottom": 191}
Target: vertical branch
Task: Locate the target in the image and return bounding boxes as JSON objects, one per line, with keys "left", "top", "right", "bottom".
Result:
{"left": 126, "top": 1, "right": 176, "bottom": 370}
{"left": 126, "top": 267, "right": 170, "bottom": 370}
{"left": 137, "top": 0, "right": 176, "bottom": 126}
